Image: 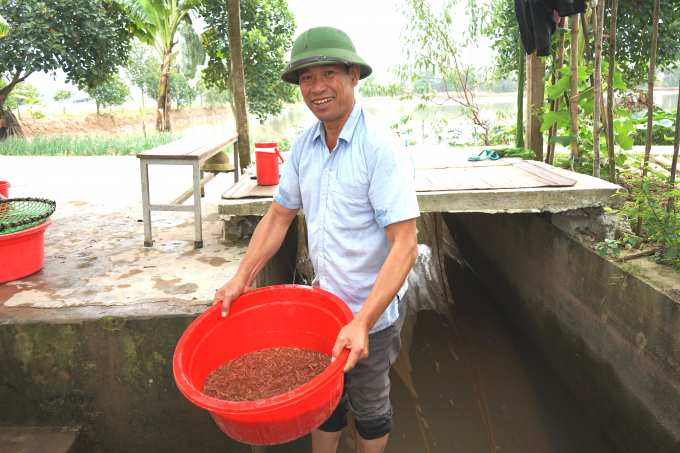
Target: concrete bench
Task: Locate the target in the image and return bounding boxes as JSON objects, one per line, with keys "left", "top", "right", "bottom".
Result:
{"left": 136, "top": 133, "right": 238, "bottom": 249}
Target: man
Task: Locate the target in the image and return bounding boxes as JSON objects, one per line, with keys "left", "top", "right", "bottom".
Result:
{"left": 214, "top": 26, "right": 420, "bottom": 453}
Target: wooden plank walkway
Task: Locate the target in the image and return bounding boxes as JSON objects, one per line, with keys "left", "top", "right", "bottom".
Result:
{"left": 222, "top": 156, "right": 577, "bottom": 200}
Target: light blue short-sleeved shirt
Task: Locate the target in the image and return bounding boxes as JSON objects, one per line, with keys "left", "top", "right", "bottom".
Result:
{"left": 274, "top": 102, "right": 421, "bottom": 333}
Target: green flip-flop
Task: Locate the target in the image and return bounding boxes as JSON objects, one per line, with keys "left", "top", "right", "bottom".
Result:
{"left": 468, "top": 149, "right": 500, "bottom": 162}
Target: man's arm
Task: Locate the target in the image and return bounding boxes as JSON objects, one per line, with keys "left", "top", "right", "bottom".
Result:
{"left": 331, "top": 218, "right": 418, "bottom": 371}
{"left": 213, "top": 201, "right": 298, "bottom": 317}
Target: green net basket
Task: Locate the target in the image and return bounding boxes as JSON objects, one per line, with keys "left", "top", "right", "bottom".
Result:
{"left": 0, "top": 198, "right": 56, "bottom": 235}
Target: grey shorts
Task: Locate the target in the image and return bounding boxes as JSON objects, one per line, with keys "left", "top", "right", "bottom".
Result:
{"left": 317, "top": 294, "right": 405, "bottom": 440}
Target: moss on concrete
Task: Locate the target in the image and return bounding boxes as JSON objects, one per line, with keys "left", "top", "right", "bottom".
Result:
{"left": 0, "top": 316, "right": 251, "bottom": 453}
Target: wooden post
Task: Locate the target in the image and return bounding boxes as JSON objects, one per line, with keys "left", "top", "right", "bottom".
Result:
{"left": 605, "top": 0, "right": 619, "bottom": 183}
{"left": 226, "top": 0, "right": 251, "bottom": 170}
{"left": 516, "top": 36, "right": 526, "bottom": 149}
{"left": 592, "top": 0, "right": 605, "bottom": 178}
{"left": 526, "top": 53, "right": 545, "bottom": 161}
{"left": 570, "top": 14, "right": 580, "bottom": 163}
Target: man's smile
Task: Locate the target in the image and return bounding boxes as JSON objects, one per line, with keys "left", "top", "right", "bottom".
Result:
{"left": 312, "top": 97, "right": 334, "bottom": 106}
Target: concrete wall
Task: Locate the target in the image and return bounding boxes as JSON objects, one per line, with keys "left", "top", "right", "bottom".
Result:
{"left": 442, "top": 212, "right": 680, "bottom": 453}
{"left": 0, "top": 225, "right": 299, "bottom": 453}
{"left": 0, "top": 313, "right": 250, "bottom": 452}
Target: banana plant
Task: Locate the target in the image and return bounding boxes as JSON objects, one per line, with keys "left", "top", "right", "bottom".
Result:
{"left": 116, "top": 0, "right": 203, "bottom": 132}
{"left": 0, "top": 14, "right": 9, "bottom": 38}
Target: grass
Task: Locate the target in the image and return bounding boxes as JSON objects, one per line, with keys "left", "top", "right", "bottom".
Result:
{"left": 0, "top": 133, "right": 182, "bottom": 157}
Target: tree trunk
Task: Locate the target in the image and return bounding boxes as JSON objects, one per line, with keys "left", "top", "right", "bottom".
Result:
{"left": 0, "top": 108, "right": 25, "bottom": 140}
{"left": 570, "top": 14, "right": 580, "bottom": 162}
{"left": 668, "top": 77, "right": 680, "bottom": 213}
{"left": 581, "top": 11, "right": 595, "bottom": 86}
{"left": 516, "top": 35, "right": 525, "bottom": 149}
{"left": 637, "top": 0, "right": 661, "bottom": 235}
{"left": 226, "top": 0, "right": 251, "bottom": 172}
{"left": 526, "top": 53, "right": 545, "bottom": 161}
{"left": 157, "top": 51, "right": 172, "bottom": 132}
{"left": 96, "top": 102, "right": 100, "bottom": 115}
{"left": 592, "top": 0, "right": 605, "bottom": 178}
{"left": 606, "top": 0, "right": 619, "bottom": 183}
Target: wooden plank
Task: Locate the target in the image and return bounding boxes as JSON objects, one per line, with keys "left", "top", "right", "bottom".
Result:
{"left": 222, "top": 156, "right": 578, "bottom": 198}
{"left": 137, "top": 135, "right": 216, "bottom": 159}
{"left": 510, "top": 160, "right": 577, "bottom": 186}
{"left": 137, "top": 133, "right": 238, "bottom": 160}
{"left": 188, "top": 133, "right": 238, "bottom": 160}
{"left": 171, "top": 173, "right": 215, "bottom": 205}
{"left": 413, "top": 152, "right": 512, "bottom": 169}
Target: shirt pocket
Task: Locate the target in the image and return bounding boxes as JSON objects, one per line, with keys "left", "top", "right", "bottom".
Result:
{"left": 330, "top": 179, "right": 374, "bottom": 230}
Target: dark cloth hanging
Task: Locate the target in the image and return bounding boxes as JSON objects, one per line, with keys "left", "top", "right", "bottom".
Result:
{"left": 515, "top": 0, "right": 586, "bottom": 56}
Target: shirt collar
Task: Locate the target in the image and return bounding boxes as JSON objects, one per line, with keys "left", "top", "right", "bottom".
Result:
{"left": 312, "top": 101, "right": 362, "bottom": 146}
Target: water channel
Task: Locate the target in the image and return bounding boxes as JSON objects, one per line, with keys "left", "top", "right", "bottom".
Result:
{"left": 264, "top": 242, "right": 613, "bottom": 453}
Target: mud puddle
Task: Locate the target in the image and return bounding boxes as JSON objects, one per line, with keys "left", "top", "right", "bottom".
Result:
{"left": 266, "top": 255, "right": 612, "bottom": 452}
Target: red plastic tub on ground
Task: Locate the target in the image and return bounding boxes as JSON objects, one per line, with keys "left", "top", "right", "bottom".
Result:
{"left": 0, "top": 181, "right": 10, "bottom": 198}
{"left": 173, "top": 285, "right": 353, "bottom": 445}
{"left": 0, "top": 219, "right": 52, "bottom": 284}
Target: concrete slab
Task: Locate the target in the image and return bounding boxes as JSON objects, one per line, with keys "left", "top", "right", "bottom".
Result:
{"left": 218, "top": 146, "right": 624, "bottom": 217}
{"left": 0, "top": 427, "right": 79, "bottom": 453}
{"left": 0, "top": 156, "right": 244, "bottom": 311}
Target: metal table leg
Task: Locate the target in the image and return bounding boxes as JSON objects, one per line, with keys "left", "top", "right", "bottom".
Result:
{"left": 200, "top": 169, "right": 206, "bottom": 198}
{"left": 140, "top": 161, "right": 153, "bottom": 247}
{"left": 192, "top": 161, "right": 203, "bottom": 248}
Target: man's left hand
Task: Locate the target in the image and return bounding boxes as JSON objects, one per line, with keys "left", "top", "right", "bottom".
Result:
{"left": 331, "top": 318, "right": 370, "bottom": 372}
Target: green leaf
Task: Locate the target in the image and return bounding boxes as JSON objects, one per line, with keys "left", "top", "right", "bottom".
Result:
{"left": 549, "top": 135, "right": 578, "bottom": 147}
{"left": 668, "top": 247, "right": 678, "bottom": 259}
{"left": 540, "top": 111, "right": 567, "bottom": 132}
{"left": 642, "top": 183, "right": 650, "bottom": 192}
{"left": 600, "top": 248, "right": 608, "bottom": 257}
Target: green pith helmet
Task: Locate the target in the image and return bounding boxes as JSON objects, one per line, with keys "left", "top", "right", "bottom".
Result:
{"left": 281, "top": 27, "right": 372, "bottom": 85}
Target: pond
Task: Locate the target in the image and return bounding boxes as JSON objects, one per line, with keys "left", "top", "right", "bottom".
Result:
{"left": 174, "top": 90, "right": 678, "bottom": 146}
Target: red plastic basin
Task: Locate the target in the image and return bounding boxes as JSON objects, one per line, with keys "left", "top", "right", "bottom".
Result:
{"left": 173, "top": 285, "right": 353, "bottom": 445}
{"left": 0, "top": 181, "right": 10, "bottom": 198}
{"left": 0, "top": 219, "right": 52, "bottom": 284}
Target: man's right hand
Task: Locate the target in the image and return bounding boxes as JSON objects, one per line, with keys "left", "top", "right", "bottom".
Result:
{"left": 213, "top": 275, "right": 250, "bottom": 317}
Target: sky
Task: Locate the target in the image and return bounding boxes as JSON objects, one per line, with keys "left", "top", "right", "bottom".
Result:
{"left": 25, "top": 0, "right": 494, "bottom": 103}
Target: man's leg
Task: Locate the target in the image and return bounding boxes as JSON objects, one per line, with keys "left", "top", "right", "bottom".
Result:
{"left": 311, "top": 429, "right": 343, "bottom": 453}
{"left": 357, "top": 433, "right": 389, "bottom": 453}
{"left": 346, "top": 307, "right": 403, "bottom": 453}
{"left": 313, "top": 394, "right": 349, "bottom": 453}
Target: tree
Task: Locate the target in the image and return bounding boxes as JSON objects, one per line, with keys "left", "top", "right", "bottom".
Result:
{"left": 0, "top": 14, "right": 8, "bottom": 38}
{"left": 15, "top": 82, "right": 42, "bottom": 119}
{"left": 197, "top": 77, "right": 230, "bottom": 107}
{"left": 169, "top": 66, "right": 197, "bottom": 109}
{"left": 117, "top": 0, "right": 203, "bottom": 132}
{"left": 0, "top": 0, "right": 135, "bottom": 138}
{"left": 54, "top": 89, "right": 73, "bottom": 115}
{"left": 360, "top": 0, "right": 495, "bottom": 145}
{"left": 85, "top": 73, "right": 132, "bottom": 114}
{"left": 0, "top": 78, "right": 18, "bottom": 112}
{"left": 126, "top": 40, "right": 161, "bottom": 109}
{"left": 178, "top": 24, "right": 206, "bottom": 79}
{"left": 201, "top": 0, "right": 298, "bottom": 121}
{"left": 604, "top": 0, "right": 680, "bottom": 89}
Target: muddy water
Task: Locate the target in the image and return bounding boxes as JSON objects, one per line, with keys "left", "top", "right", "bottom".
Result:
{"left": 267, "top": 255, "right": 612, "bottom": 453}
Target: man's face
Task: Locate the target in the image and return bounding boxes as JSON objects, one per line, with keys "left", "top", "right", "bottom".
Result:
{"left": 298, "top": 63, "right": 360, "bottom": 124}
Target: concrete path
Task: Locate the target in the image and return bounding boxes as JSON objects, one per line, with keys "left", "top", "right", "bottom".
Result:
{"left": 1, "top": 156, "right": 242, "bottom": 312}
